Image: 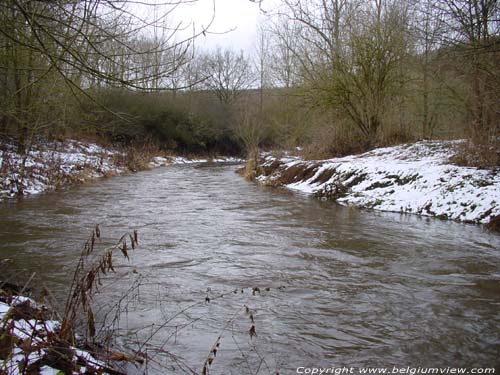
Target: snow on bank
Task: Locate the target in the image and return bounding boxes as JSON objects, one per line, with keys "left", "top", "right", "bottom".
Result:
{"left": 0, "top": 295, "right": 106, "bottom": 375}
{"left": 148, "top": 155, "right": 243, "bottom": 168}
{"left": 0, "top": 140, "right": 127, "bottom": 199}
{"left": 257, "top": 141, "right": 500, "bottom": 224}
{"left": 0, "top": 140, "right": 243, "bottom": 200}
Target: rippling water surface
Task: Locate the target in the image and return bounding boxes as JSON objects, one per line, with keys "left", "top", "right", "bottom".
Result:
{"left": 1, "top": 164, "right": 499, "bottom": 374}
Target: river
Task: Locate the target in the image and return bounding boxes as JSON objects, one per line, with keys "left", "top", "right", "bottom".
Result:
{"left": 1, "top": 164, "right": 499, "bottom": 374}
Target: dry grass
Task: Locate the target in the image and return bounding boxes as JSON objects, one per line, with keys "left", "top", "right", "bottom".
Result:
{"left": 303, "top": 128, "right": 372, "bottom": 159}
{"left": 0, "top": 226, "right": 142, "bottom": 375}
{"left": 261, "top": 159, "right": 284, "bottom": 177}
{"left": 450, "top": 140, "right": 500, "bottom": 168}
{"left": 310, "top": 167, "right": 337, "bottom": 185}
{"left": 60, "top": 225, "right": 139, "bottom": 341}
{"left": 276, "top": 163, "right": 319, "bottom": 185}
{"left": 121, "top": 141, "right": 161, "bottom": 172}
{"left": 241, "top": 149, "right": 265, "bottom": 181}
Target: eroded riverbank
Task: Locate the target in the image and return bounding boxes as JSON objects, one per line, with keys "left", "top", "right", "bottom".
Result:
{"left": 255, "top": 141, "right": 500, "bottom": 226}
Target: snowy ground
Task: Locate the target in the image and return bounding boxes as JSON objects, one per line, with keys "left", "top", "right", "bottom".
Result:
{"left": 0, "top": 140, "right": 127, "bottom": 199}
{"left": 0, "top": 140, "right": 243, "bottom": 200}
{"left": 149, "top": 155, "right": 243, "bottom": 168}
{"left": 0, "top": 295, "right": 107, "bottom": 375}
{"left": 257, "top": 141, "right": 500, "bottom": 224}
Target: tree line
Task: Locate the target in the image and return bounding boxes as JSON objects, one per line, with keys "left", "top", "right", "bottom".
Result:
{"left": 252, "top": 0, "right": 499, "bottom": 161}
{"left": 0, "top": 0, "right": 498, "bottom": 164}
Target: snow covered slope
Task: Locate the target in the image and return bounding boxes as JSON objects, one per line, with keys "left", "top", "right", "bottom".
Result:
{"left": 257, "top": 141, "right": 500, "bottom": 224}
{"left": 1, "top": 140, "right": 244, "bottom": 200}
{"left": 0, "top": 140, "right": 127, "bottom": 199}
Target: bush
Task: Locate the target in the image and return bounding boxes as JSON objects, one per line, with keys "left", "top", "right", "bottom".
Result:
{"left": 451, "top": 140, "right": 500, "bottom": 168}
{"left": 84, "top": 89, "right": 242, "bottom": 155}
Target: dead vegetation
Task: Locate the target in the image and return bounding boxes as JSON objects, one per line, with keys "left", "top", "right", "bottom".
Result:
{"left": 486, "top": 215, "right": 500, "bottom": 232}
{"left": 310, "top": 168, "right": 337, "bottom": 185}
{"left": 450, "top": 140, "right": 500, "bottom": 168}
{"left": 0, "top": 226, "right": 142, "bottom": 375}
{"left": 121, "top": 141, "right": 163, "bottom": 172}
{"left": 60, "top": 225, "right": 139, "bottom": 342}
{"left": 239, "top": 149, "right": 265, "bottom": 181}
{"left": 276, "top": 163, "right": 319, "bottom": 185}
{"left": 261, "top": 159, "right": 284, "bottom": 177}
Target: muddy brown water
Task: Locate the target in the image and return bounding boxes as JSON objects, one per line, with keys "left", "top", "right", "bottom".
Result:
{"left": 1, "top": 164, "right": 499, "bottom": 374}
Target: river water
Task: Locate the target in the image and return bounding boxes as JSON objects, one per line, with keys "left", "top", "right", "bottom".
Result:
{"left": 1, "top": 164, "right": 499, "bottom": 374}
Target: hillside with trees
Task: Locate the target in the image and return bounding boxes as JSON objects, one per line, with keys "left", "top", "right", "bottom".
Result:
{"left": 0, "top": 0, "right": 498, "bottom": 160}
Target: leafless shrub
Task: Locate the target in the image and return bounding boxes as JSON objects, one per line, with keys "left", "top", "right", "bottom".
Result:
{"left": 303, "top": 125, "right": 371, "bottom": 159}
{"left": 450, "top": 140, "right": 500, "bottom": 168}
{"left": 242, "top": 149, "right": 265, "bottom": 181}
{"left": 119, "top": 140, "right": 162, "bottom": 172}
{"left": 60, "top": 226, "right": 139, "bottom": 342}
{"left": 0, "top": 226, "right": 142, "bottom": 375}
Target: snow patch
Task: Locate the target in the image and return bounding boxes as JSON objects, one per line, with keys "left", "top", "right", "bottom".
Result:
{"left": 0, "top": 140, "right": 126, "bottom": 199}
{"left": 148, "top": 155, "right": 243, "bottom": 168}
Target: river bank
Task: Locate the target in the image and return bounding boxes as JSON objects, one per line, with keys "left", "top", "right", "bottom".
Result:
{"left": 0, "top": 293, "right": 114, "bottom": 375}
{"left": 255, "top": 140, "right": 500, "bottom": 226}
{"left": 0, "top": 140, "right": 242, "bottom": 200}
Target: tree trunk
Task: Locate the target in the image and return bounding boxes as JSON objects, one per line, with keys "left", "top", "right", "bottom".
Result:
{"left": 471, "top": 68, "right": 485, "bottom": 142}
{"left": 368, "top": 116, "right": 380, "bottom": 145}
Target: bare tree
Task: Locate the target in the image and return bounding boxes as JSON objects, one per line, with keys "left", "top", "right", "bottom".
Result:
{"left": 434, "top": 0, "right": 500, "bottom": 141}
{"left": 278, "top": 0, "right": 411, "bottom": 144}
{"left": 201, "top": 47, "right": 254, "bottom": 105}
{"left": 0, "top": 0, "right": 213, "bottom": 151}
{"left": 255, "top": 24, "right": 272, "bottom": 114}
{"left": 412, "top": 0, "right": 447, "bottom": 138}
{"left": 0, "top": 1, "right": 211, "bottom": 90}
{"left": 268, "top": 15, "right": 302, "bottom": 90}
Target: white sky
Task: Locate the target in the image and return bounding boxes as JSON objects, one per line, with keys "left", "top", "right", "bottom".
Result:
{"left": 170, "top": 0, "right": 280, "bottom": 53}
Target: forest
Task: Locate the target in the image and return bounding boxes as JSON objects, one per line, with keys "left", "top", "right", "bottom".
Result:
{"left": 0, "top": 0, "right": 498, "bottom": 165}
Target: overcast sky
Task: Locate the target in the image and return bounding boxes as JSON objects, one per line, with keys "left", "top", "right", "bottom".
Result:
{"left": 171, "top": 0, "right": 280, "bottom": 53}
